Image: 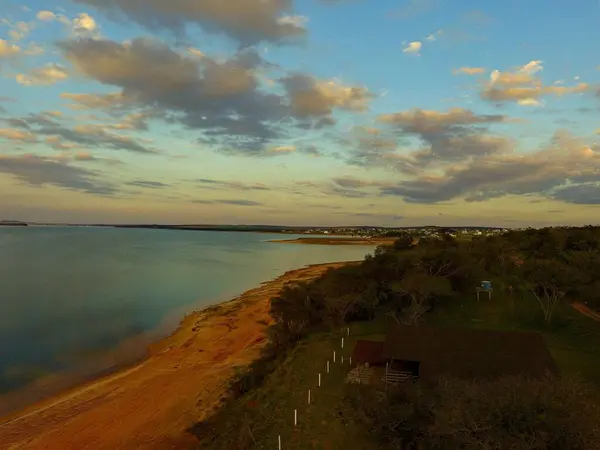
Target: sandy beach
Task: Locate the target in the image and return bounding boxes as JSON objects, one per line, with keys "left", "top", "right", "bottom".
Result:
{"left": 268, "top": 237, "right": 397, "bottom": 246}
{"left": 0, "top": 261, "right": 354, "bottom": 450}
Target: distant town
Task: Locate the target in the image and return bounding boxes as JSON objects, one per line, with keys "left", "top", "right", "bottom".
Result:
{"left": 0, "top": 220, "right": 513, "bottom": 238}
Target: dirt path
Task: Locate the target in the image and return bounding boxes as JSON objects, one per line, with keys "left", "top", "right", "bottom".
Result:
{"left": 572, "top": 302, "right": 600, "bottom": 322}
{"left": 0, "top": 262, "right": 351, "bottom": 450}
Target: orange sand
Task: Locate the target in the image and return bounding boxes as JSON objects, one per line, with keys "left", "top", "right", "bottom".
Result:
{"left": 268, "top": 237, "right": 396, "bottom": 246}
{"left": 0, "top": 262, "right": 353, "bottom": 450}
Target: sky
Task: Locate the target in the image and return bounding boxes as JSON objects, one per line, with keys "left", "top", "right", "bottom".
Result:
{"left": 0, "top": 0, "right": 599, "bottom": 227}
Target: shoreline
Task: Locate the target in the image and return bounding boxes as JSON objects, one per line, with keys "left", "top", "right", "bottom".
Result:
{"left": 268, "top": 237, "right": 398, "bottom": 246}
{"left": 0, "top": 260, "right": 358, "bottom": 450}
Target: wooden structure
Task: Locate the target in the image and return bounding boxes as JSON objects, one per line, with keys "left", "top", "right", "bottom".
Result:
{"left": 350, "top": 325, "right": 559, "bottom": 386}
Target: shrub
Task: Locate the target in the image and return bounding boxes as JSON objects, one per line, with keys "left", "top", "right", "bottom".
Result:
{"left": 342, "top": 375, "right": 600, "bottom": 450}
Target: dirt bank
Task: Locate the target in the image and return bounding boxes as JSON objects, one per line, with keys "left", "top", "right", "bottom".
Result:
{"left": 0, "top": 262, "right": 354, "bottom": 450}
{"left": 268, "top": 237, "right": 396, "bottom": 246}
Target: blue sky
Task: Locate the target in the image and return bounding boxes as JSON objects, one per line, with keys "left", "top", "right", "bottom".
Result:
{"left": 0, "top": 0, "right": 599, "bottom": 226}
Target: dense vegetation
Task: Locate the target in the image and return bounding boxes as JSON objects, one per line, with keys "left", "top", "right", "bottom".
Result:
{"left": 192, "top": 226, "right": 600, "bottom": 449}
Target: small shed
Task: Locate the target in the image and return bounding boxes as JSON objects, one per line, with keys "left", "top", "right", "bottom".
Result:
{"left": 382, "top": 325, "right": 559, "bottom": 383}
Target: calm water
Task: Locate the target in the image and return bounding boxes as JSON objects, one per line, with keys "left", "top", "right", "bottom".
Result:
{"left": 0, "top": 227, "right": 371, "bottom": 394}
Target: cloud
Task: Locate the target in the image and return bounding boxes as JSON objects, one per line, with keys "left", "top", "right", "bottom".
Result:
{"left": 0, "top": 128, "right": 37, "bottom": 143}
{"left": 2, "top": 113, "right": 157, "bottom": 154}
{"left": 127, "top": 180, "right": 170, "bottom": 188}
{"left": 16, "top": 64, "right": 69, "bottom": 86}
{"left": 0, "top": 39, "right": 20, "bottom": 58}
{"left": 0, "top": 153, "right": 116, "bottom": 195}
{"left": 59, "top": 37, "right": 291, "bottom": 154}
{"left": 36, "top": 10, "right": 100, "bottom": 37}
{"left": 553, "top": 183, "right": 600, "bottom": 205}
{"left": 195, "top": 178, "right": 271, "bottom": 191}
{"left": 346, "top": 108, "right": 511, "bottom": 173}
{"left": 380, "top": 130, "right": 600, "bottom": 204}
{"left": 402, "top": 41, "right": 422, "bottom": 55}
{"left": 267, "top": 145, "right": 296, "bottom": 154}
{"left": 23, "top": 43, "right": 45, "bottom": 56}
{"left": 481, "top": 60, "right": 591, "bottom": 105}
{"left": 72, "top": 13, "right": 98, "bottom": 34}
{"left": 192, "top": 198, "right": 263, "bottom": 206}
{"left": 8, "top": 21, "right": 34, "bottom": 41}
{"left": 453, "top": 67, "right": 486, "bottom": 75}
{"left": 59, "top": 37, "right": 372, "bottom": 155}
{"left": 379, "top": 107, "right": 507, "bottom": 132}
{"left": 37, "top": 11, "right": 57, "bottom": 21}
{"left": 70, "top": 0, "right": 306, "bottom": 44}
{"left": 61, "top": 92, "right": 128, "bottom": 109}
{"left": 281, "top": 73, "right": 373, "bottom": 121}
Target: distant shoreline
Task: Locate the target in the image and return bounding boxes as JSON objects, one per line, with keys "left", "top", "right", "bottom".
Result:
{"left": 268, "top": 237, "right": 397, "bottom": 246}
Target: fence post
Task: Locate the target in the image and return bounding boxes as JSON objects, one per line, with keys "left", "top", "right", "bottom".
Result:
{"left": 341, "top": 337, "right": 344, "bottom": 349}
{"left": 327, "top": 361, "right": 330, "bottom": 373}
{"left": 308, "top": 389, "right": 311, "bottom": 404}
{"left": 318, "top": 373, "right": 321, "bottom": 386}
{"left": 333, "top": 351, "right": 336, "bottom": 363}
{"left": 341, "top": 356, "right": 344, "bottom": 364}
{"left": 349, "top": 356, "right": 352, "bottom": 365}
{"left": 347, "top": 327, "right": 350, "bottom": 336}
{"left": 294, "top": 409, "right": 297, "bottom": 426}
{"left": 278, "top": 435, "right": 281, "bottom": 450}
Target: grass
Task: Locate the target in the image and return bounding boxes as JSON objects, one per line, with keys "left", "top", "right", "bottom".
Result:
{"left": 426, "top": 285, "right": 600, "bottom": 387}
{"left": 212, "top": 329, "right": 378, "bottom": 449}
{"left": 198, "top": 285, "right": 600, "bottom": 449}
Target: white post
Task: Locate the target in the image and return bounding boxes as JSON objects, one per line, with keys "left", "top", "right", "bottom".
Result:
{"left": 278, "top": 435, "right": 281, "bottom": 450}
{"left": 341, "top": 356, "right": 344, "bottom": 364}
{"left": 385, "top": 362, "right": 389, "bottom": 391}
{"left": 341, "top": 337, "right": 344, "bottom": 348}
{"left": 347, "top": 327, "right": 350, "bottom": 336}
{"left": 349, "top": 356, "right": 352, "bottom": 365}
{"left": 333, "top": 351, "right": 336, "bottom": 363}
{"left": 327, "top": 361, "right": 330, "bottom": 373}
{"left": 318, "top": 373, "right": 321, "bottom": 386}
{"left": 308, "top": 389, "right": 311, "bottom": 404}
{"left": 294, "top": 409, "right": 297, "bottom": 426}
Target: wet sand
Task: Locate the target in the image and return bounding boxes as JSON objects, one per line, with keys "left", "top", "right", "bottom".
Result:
{"left": 0, "top": 261, "right": 355, "bottom": 450}
{"left": 268, "top": 237, "right": 397, "bottom": 246}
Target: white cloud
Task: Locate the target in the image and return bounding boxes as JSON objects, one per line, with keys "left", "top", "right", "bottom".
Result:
{"left": 402, "top": 41, "right": 422, "bottom": 55}
{"left": 520, "top": 60, "right": 543, "bottom": 75}
{"left": 276, "top": 15, "right": 309, "bottom": 29}
{"left": 37, "top": 11, "right": 57, "bottom": 21}
{"left": 72, "top": 13, "right": 98, "bottom": 34}
{"left": 36, "top": 10, "right": 99, "bottom": 37}
{"left": 16, "top": 63, "right": 69, "bottom": 85}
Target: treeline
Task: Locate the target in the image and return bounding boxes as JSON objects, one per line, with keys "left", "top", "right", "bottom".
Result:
{"left": 270, "top": 226, "right": 600, "bottom": 352}
{"left": 191, "top": 225, "right": 600, "bottom": 448}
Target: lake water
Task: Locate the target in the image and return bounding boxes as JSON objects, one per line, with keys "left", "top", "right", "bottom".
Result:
{"left": 0, "top": 227, "right": 372, "bottom": 395}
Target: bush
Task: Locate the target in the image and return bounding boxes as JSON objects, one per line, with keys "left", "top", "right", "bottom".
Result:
{"left": 342, "top": 375, "right": 600, "bottom": 450}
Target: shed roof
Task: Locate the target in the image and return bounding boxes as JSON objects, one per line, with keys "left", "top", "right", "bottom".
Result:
{"left": 382, "top": 325, "right": 559, "bottom": 382}
{"left": 351, "top": 340, "right": 385, "bottom": 365}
